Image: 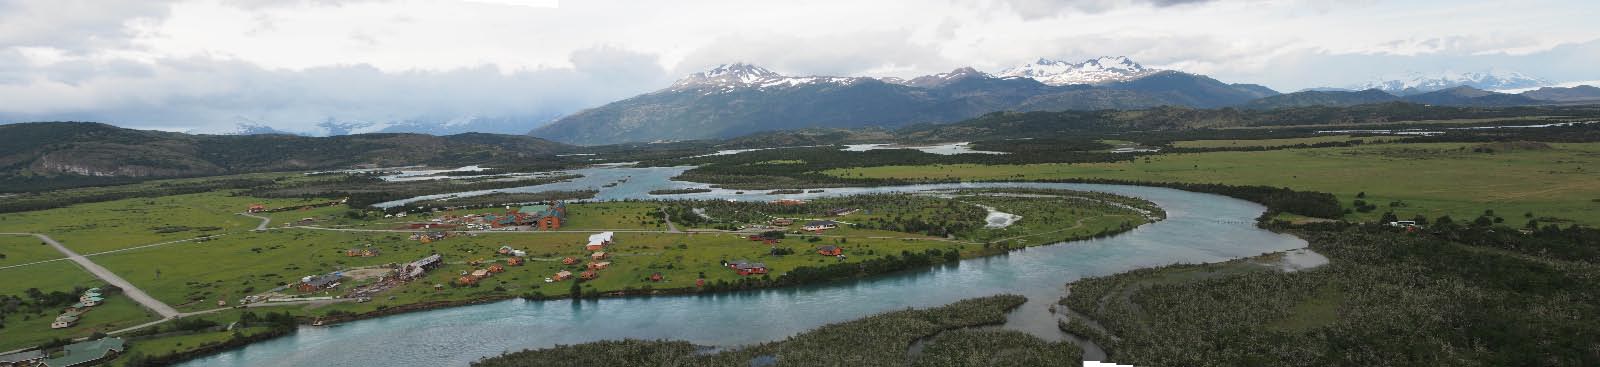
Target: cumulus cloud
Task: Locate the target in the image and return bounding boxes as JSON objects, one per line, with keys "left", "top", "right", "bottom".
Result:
{"left": 0, "top": 0, "right": 173, "bottom": 51}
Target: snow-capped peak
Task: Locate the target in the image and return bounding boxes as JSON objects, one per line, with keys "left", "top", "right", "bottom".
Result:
{"left": 898, "top": 67, "right": 993, "bottom": 88}
{"left": 1353, "top": 70, "right": 1550, "bottom": 95}
{"left": 670, "top": 63, "right": 862, "bottom": 93}
{"left": 998, "top": 56, "right": 1158, "bottom": 86}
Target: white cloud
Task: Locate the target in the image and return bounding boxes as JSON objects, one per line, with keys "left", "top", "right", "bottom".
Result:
{"left": 0, "top": 0, "right": 1597, "bottom": 133}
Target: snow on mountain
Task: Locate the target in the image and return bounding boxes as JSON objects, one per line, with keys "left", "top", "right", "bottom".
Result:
{"left": 669, "top": 63, "right": 865, "bottom": 93}
{"left": 1353, "top": 70, "right": 1550, "bottom": 95}
{"left": 997, "top": 56, "right": 1159, "bottom": 86}
{"left": 897, "top": 67, "right": 993, "bottom": 88}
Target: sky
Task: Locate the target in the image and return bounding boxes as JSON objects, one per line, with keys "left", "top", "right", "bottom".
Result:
{"left": 1, "top": 0, "right": 1597, "bottom": 134}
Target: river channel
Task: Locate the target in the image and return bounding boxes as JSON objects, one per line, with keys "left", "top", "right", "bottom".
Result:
{"left": 184, "top": 165, "right": 1307, "bottom": 366}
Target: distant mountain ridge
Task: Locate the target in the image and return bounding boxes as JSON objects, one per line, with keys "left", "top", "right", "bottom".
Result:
{"left": 532, "top": 58, "right": 1280, "bottom": 145}
{"left": 1353, "top": 70, "right": 1550, "bottom": 95}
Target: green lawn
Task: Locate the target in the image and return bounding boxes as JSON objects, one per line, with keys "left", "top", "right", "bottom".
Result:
{"left": 0, "top": 191, "right": 350, "bottom": 254}
{"left": 0, "top": 234, "right": 62, "bottom": 265}
{"left": 0, "top": 261, "right": 161, "bottom": 352}
{"left": 1171, "top": 135, "right": 1402, "bottom": 149}
{"left": 830, "top": 142, "right": 1600, "bottom": 225}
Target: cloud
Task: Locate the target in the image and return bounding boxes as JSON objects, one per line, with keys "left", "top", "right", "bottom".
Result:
{"left": 0, "top": 47, "right": 672, "bottom": 134}
{"left": 674, "top": 30, "right": 949, "bottom": 77}
{"left": 998, "top": 0, "right": 1218, "bottom": 19}
{"left": 0, "top": 0, "right": 174, "bottom": 51}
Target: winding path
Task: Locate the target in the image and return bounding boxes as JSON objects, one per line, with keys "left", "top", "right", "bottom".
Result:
{"left": 239, "top": 212, "right": 272, "bottom": 231}
{"left": 2, "top": 233, "right": 180, "bottom": 318}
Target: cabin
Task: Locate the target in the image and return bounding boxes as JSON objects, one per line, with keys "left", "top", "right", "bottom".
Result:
{"left": 297, "top": 274, "right": 341, "bottom": 292}
{"left": 770, "top": 218, "right": 795, "bottom": 226}
{"left": 733, "top": 262, "right": 768, "bottom": 276}
{"left": 497, "top": 245, "right": 515, "bottom": 255}
{"left": 553, "top": 270, "right": 573, "bottom": 281}
{"left": 51, "top": 314, "right": 78, "bottom": 329}
{"left": 587, "top": 261, "right": 611, "bottom": 270}
{"left": 586, "top": 232, "right": 615, "bottom": 251}
{"left": 456, "top": 276, "right": 477, "bottom": 286}
{"left": 803, "top": 220, "right": 839, "bottom": 231}
{"left": 591, "top": 251, "right": 609, "bottom": 260}
{"left": 724, "top": 259, "right": 750, "bottom": 269}
{"left": 487, "top": 264, "right": 505, "bottom": 273}
{"left": 471, "top": 269, "right": 492, "bottom": 279}
{"left": 579, "top": 270, "right": 598, "bottom": 280}
{"left": 816, "top": 245, "right": 843, "bottom": 256}
{"left": 247, "top": 204, "right": 266, "bottom": 213}
{"left": 507, "top": 257, "right": 525, "bottom": 266}
{"left": 561, "top": 257, "right": 578, "bottom": 265}
{"left": 649, "top": 273, "right": 663, "bottom": 282}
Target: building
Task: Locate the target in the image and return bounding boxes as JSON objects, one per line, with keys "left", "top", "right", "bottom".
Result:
{"left": 40, "top": 338, "right": 124, "bottom": 367}
{"left": 247, "top": 204, "right": 266, "bottom": 213}
{"left": 401, "top": 254, "right": 443, "bottom": 280}
{"left": 507, "top": 257, "right": 525, "bottom": 266}
{"left": 487, "top": 264, "right": 505, "bottom": 273}
{"left": 345, "top": 248, "right": 381, "bottom": 257}
{"left": 516, "top": 202, "right": 567, "bottom": 230}
{"left": 579, "top": 270, "right": 598, "bottom": 280}
{"left": 51, "top": 314, "right": 78, "bottom": 329}
{"left": 590, "top": 251, "right": 609, "bottom": 260}
{"left": 733, "top": 262, "right": 768, "bottom": 276}
{"left": 770, "top": 218, "right": 795, "bottom": 226}
{"left": 561, "top": 257, "right": 578, "bottom": 265}
{"left": 456, "top": 276, "right": 477, "bottom": 286}
{"left": 471, "top": 269, "right": 492, "bottom": 279}
{"left": 553, "top": 270, "right": 573, "bottom": 281}
{"left": 803, "top": 220, "right": 839, "bottom": 231}
{"left": 586, "top": 232, "right": 615, "bottom": 251}
{"left": 649, "top": 273, "right": 663, "bottom": 282}
{"left": 587, "top": 261, "right": 610, "bottom": 270}
{"left": 825, "top": 208, "right": 857, "bottom": 216}
{"left": 297, "top": 274, "right": 342, "bottom": 293}
{"left": 0, "top": 350, "right": 45, "bottom": 366}
{"left": 817, "top": 245, "right": 843, "bottom": 256}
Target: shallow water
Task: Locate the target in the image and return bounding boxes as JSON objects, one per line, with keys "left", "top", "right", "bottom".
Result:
{"left": 184, "top": 169, "right": 1307, "bottom": 367}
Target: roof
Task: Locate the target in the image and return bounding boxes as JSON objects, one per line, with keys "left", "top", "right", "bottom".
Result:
{"left": 555, "top": 270, "right": 572, "bottom": 276}
{"left": 55, "top": 315, "right": 79, "bottom": 322}
{"left": 412, "top": 254, "right": 442, "bottom": 267}
{"left": 591, "top": 251, "right": 607, "bottom": 256}
{"left": 303, "top": 274, "right": 341, "bottom": 287}
{"left": 735, "top": 262, "right": 767, "bottom": 270}
{"left": 42, "top": 338, "right": 124, "bottom": 367}
{"left": 587, "top": 232, "right": 615, "bottom": 246}
{"left": 520, "top": 204, "right": 550, "bottom": 214}
{"left": 0, "top": 350, "right": 44, "bottom": 363}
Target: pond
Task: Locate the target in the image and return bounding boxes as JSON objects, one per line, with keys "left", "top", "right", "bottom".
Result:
{"left": 184, "top": 167, "right": 1307, "bottom": 367}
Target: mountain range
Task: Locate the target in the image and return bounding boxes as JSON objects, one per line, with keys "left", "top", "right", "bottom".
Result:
{"left": 1351, "top": 70, "right": 1551, "bottom": 95}
{"left": 531, "top": 58, "right": 1281, "bottom": 145}
{"left": 1244, "top": 85, "right": 1600, "bottom": 110}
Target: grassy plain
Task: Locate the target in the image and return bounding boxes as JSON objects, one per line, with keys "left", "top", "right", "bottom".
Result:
{"left": 829, "top": 142, "right": 1600, "bottom": 225}
{"left": 0, "top": 261, "right": 161, "bottom": 351}
{"left": 0, "top": 234, "right": 62, "bottom": 265}
{"left": 1170, "top": 135, "right": 1402, "bottom": 149}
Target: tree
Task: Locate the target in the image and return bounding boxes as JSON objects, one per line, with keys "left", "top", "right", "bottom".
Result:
{"left": 1379, "top": 212, "right": 1399, "bottom": 224}
{"left": 569, "top": 280, "right": 582, "bottom": 299}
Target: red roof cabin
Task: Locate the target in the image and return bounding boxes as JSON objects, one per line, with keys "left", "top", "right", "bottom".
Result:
{"left": 562, "top": 257, "right": 578, "bottom": 265}
{"left": 649, "top": 273, "right": 663, "bottom": 282}
{"left": 817, "top": 245, "right": 843, "bottom": 256}
{"left": 553, "top": 270, "right": 573, "bottom": 281}
{"left": 579, "top": 270, "right": 598, "bottom": 280}
{"left": 587, "top": 261, "right": 611, "bottom": 270}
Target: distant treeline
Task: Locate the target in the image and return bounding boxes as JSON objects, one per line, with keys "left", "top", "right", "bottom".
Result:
{"left": 0, "top": 177, "right": 275, "bottom": 214}
{"left": 1021, "top": 178, "right": 1344, "bottom": 220}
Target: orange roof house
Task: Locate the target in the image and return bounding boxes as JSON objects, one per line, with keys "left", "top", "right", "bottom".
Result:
{"left": 487, "top": 264, "right": 505, "bottom": 273}
{"left": 579, "top": 270, "right": 598, "bottom": 280}
{"left": 817, "top": 245, "right": 843, "bottom": 256}
{"left": 562, "top": 257, "right": 578, "bottom": 265}
{"left": 587, "top": 261, "right": 611, "bottom": 270}
{"left": 507, "top": 257, "right": 524, "bottom": 266}
{"left": 553, "top": 270, "right": 572, "bottom": 281}
{"left": 590, "top": 252, "right": 608, "bottom": 260}
{"left": 649, "top": 273, "right": 663, "bottom": 282}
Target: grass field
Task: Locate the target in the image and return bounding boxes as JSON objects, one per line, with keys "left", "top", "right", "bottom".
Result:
{"left": 0, "top": 191, "right": 351, "bottom": 254}
{"left": 829, "top": 142, "right": 1600, "bottom": 225}
{"left": 1170, "top": 135, "right": 1402, "bottom": 149}
{"left": 0, "top": 234, "right": 62, "bottom": 265}
{"left": 0, "top": 261, "right": 161, "bottom": 352}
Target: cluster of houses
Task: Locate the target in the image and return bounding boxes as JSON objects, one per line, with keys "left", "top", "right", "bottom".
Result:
{"left": 296, "top": 273, "right": 343, "bottom": 293}
{"left": 50, "top": 288, "right": 105, "bottom": 329}
{"left": 803, "top": 220, "right": 839, "bottom": 232}
{"left": 551, "top": 232, "right": 615, "bottom": 282}
{"left": 407, "top": 202, "right": 568, "bottom": 232}
{"left": 408, "top": 231, "right": 453, "bottom": 243}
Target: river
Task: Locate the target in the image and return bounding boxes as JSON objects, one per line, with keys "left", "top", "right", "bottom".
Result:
{"left": 185, "top": 166, "right": 1307, "bottom": 366}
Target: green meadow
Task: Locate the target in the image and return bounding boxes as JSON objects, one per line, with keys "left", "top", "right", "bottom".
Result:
{"left": 0, "top": 261, "right": 161, "bottom": 352}
{"left": 829, "top": 142, "right": 1600, "bottom": 226}
{"left": 1170, "top": 135, "right": 1403, "bottom": 149}
{"left": 0, "top": 234, "right": 62, "bottom": 265}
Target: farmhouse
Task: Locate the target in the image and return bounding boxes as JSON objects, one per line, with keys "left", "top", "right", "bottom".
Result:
{"left": 817, "top": 245, "right": 843, "bottom": 256}
{"left": 553, "top": 270, "right": 573, "bottom": 281}
{"left": 803, "top": 220, "right": 839, "bottom": 231}
{"left": 297, "top": 274, "right": 342, "bottom": 293}
{"left": 586, "top": 232, "right": 615, "bottom": 251}
{"left": 733, "top": 262, "right": 768, "bottom": 276}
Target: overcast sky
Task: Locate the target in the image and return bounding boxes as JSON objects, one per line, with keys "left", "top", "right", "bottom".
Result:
{"left": 1, "top": 0, "right": 1597, "bottom": 134}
